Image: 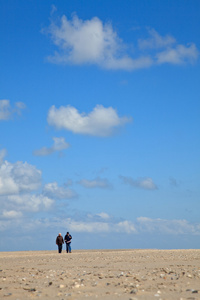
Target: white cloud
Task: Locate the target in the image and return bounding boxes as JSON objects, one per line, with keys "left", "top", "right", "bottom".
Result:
{"left": 67, "top": 219, "right": 110, "bottom": 233}
{"left": 65, "top": 217, "right": 136, "bottom": 234}
{"left": 0, "top": 160, "right": 41, "bottom": 196}
{"left": 1, "top": 208, "right": 200, "bottom": 246}
{"left": 47, "top": 104, "right": 132, "bottom": 136}
{"left": 2, "top": 210, "right": 23, "bottom": 219}
{"left": 43, "top": 182, "right": 77, "bottom": 199}
{"left": 137, "top": 217, "right": 200, "bottom": 235}
{"left": 119, "top": 175, "right": 157, "bottom": 190}
{"left": 60, "top": 212, "right": 137, "bottom": 234}
{"left": 0, "top": 154, "right": 78, "bottom": 233}
{"left": 6, "top": 194, "right": 54, "bottom": 212}
{"left": 78, "top": 177, "right": 112, "bottom": 189}
{"left": 0, "top": 154, "right": 54, "bottom": 215}
{"left": 96, "top": 212, "right": 110, "bottom": 219}
{"left": 156, "top": 43, "right": 198, "bottom": 65}
{"left": 33, "top": 137, "right": 70, "bottom": 156}
{"left": 44, "top": 14, "right": 199, "bottom": 70}
{"left": 45, "top": 15, "right": 154, "bottom": 70}
{"left": 64, "top": 216, "right": 200, "bottom": 235}
{"left": 0, "top": 99, "right": 26, "bottom": 120}
{"left": 116, "top": 220, "right": 137, "bottom": 233}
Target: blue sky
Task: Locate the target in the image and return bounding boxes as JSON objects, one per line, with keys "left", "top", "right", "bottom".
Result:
{"left": 0, "top": 0, "right": 200, "bottom": 251}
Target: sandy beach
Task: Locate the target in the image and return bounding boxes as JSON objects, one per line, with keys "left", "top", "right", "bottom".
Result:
{"left": 0, "top": 249, "right": 200, "bottom": 299}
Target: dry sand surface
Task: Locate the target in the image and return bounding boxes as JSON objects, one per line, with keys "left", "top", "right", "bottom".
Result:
{"left": 0, "top": 249, "right": 200, "bottom": 300}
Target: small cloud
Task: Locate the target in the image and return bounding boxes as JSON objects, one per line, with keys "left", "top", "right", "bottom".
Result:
{"left": 96, "top": 212, "right": 110, "bottom": 219}
{"left": 50, "top": 4, "right": 57, "bottom": 16}
{"left": 116, "top": 220, "right": 137, "bottom": 233}
{"left": 15, "top": 102, "right": 26, "bottom": 109}
{"left": 15, "top": 102, "right": 26, "bottom": 114}
{"left": 0, "top": 100, "right": 26, "bottom": 121}
{"left": 47, "top": 104, "right": 132, "bottom": 137}
{"left": 139, "top": 29, "right": 199, "bottom": 65}
{"left": 138, "top": 28, "right": 176, "bottom": 49}
{"left": 0, "top": 100, "right": 12, "bottom": 120}
{"left": 78, "top": 177, "right": 112, "bottom": 189}
{"left": 66, "top": 219, "right": 110, "bottom": 233}
{"left": 156, "top": 43, "right": 198, "bottom": 65}
{"left": 33, "top": 137, "right": 70, "bottom": 156}
{"left": 2, "top": 210, "right": 23, "bottom": 219}
{"left": 43, "top": 182, "right": 77, "bottom": 199}
{"left": 119, "top": 175, "right": 157, "bottom": 190}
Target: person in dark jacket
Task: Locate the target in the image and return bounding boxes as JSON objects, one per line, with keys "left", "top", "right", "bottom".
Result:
{"left": 64, "top": 232, "right": 72, "bottom": 253}
{"left": 56, "top": 233, "right": 64, "bottom": 253}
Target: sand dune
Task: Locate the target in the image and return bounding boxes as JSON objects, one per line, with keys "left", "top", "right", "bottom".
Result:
{"left": 0, "top": 249, "right": 199, "bottom": 299}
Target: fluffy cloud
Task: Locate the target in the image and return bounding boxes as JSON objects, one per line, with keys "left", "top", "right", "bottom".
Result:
{"left": 43, "top": 182, "right": 77, "bottom": 199}
{"left": 139, "top": 29, "right": 198, "bottom": 65}
{"left": 33, "top": 137, "right": 70, "bottom": 156}
{"left": 78, "top": 177, "right": 112, "bottom": 189}
{"left": 6, "top": 194, "right": 54, "bottom": 212}
{"left": 0, "top": 155, "right": 54, "bottom": 215}
{"left": 0, "top": 160, "right": 41, "bottom": 196}
{"left": 119, "top": 175, "right": 157, "bottom": 190}
{"left": 2, "top": 210, "right": 23, "bottom": 219}
{"left": 0, "top": 99, "right": 26, "bottom": 120}
{"left": 0, "top": 153, "right": 76, "bottom": 221}
{"left": 47, "top": 104, "right": 131, "bottom": 136}
{"left": 45, "top": 14, "right": 153, "bottom": 70}
{"left": 156, "top": 44, "right": 198, "bottom": 65}
{"left": 45, "top": 14, "right": 198, "bottom": 70}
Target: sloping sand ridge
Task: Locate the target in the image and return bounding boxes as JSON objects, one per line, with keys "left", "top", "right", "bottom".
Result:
{"left": 0, "top": 249, "right": 200, "bottom": 299}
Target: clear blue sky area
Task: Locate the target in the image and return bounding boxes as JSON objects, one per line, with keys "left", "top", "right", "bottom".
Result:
{"left": 0, "top": 0, "right": 200, "bottom": 251}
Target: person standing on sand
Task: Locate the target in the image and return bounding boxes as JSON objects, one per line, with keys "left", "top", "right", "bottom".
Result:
{"left": 64, "top": 232, "right": 72, "bottom": 253}
{"left": 56, "top": 233, "right": 64, "bottom": 253}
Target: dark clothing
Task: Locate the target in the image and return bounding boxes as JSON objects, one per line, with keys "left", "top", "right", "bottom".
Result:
{"left": 56, "top": 235, "right": 64, "bottom": 253}
{"left": 64, "top": 234, "right": 72, "bottom": 243}
{"left": 58, "top": 244, "right": 63, "bottom": 253}
{"left": 56, "top": 235, "right": 64, "bottom": 245}
{"left": 64, "top": 233, "right": 72, "bottom": 253}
